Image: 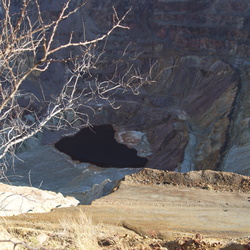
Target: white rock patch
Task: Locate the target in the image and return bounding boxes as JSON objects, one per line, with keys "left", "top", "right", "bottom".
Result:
{"left": 0, "top": 183, "right": 79, "bottom": 216}
{"left": 114, "top": 129, "right": 152, "bottom": 157}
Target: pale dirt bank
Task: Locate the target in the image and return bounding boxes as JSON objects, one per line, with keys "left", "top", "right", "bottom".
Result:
{"left": 0, "top": 169, "right": 250, "bottom": 249}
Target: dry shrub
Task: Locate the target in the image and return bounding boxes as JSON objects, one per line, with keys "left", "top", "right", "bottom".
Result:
{"left": 0, "top": 225, "right": 14, "bottom": 250}
{"left": 60, "top": 209, "right": 101, "bottom": 250}
{"left": 0, "top": 224, "right": 28, "bottom": 250}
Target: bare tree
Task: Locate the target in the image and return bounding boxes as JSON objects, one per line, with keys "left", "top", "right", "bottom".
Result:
{"left": 0, "top": 0, "right": 155, "bottom": 178}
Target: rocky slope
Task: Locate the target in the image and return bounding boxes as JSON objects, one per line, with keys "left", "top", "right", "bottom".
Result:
{"left": 0, "top": 183, "right": 79, "bottom": 216}
{"left": 1, "top": 2, "right": 250, "bottom": 248}
{"left": 83, "top": 0, "right": 250, "bottom": 174}
{"left": 4, "top": 144, "right": 140, "bottom": 205}
{"left": 19, "top": 0, "right": 250, "bottom": 175}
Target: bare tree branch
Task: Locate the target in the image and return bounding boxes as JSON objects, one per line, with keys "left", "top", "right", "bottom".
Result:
{"left": 0, "top": 0, "right": 156, "bottom": 179}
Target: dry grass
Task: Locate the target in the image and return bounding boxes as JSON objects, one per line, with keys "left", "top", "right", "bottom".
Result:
{"left": 0, "top": 225, "right": 16, "bottom": 250}
{"left": 0, "top": 210, "right": 103, "bottom": 249}
{"left": 0, "top": 210, "right": 154, "bottom": 249}
{"left": 1, "top": 212, "right": 249, "bottom": 250}
{"left": 60, "top": 209, "right": 101, "bottom": 250}
{"left": 0, "top": 223, "right": 35, "bottom": 250}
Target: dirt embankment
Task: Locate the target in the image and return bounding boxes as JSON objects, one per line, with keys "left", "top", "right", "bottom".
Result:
{"left": 1, "top": 169, "right": 250, "bottom": 249}
{"left": 124, "top": 168, "right": 250, "bottom": 193}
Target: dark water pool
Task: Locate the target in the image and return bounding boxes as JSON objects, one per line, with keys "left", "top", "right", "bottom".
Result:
{"left": 55, "top": 124, "right": 148, "bottom": 168}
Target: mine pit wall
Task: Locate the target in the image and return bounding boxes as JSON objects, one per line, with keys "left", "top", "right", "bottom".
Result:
{"left": 16, "top": 0, "right": 250, "bottom": 175}
{"left": 219, "top": 65, "right": 250, "bottom": 176}
{"left": 80, "top": 0, "right": 250, "bottom": 174}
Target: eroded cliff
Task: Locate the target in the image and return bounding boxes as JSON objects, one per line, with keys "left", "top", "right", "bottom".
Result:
{"left": 16, "top": 0, "right": 250, "bottom": 175}
{"left": 76, "top": 0, "right": 250, "bottom": 174}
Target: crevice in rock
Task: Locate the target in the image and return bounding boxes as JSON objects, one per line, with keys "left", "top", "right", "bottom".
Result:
{"left": 216, "top": 68, "right": 242, "bottom": 171}
{"left": 55, "top": 124, "right": 148, "bottom": 168}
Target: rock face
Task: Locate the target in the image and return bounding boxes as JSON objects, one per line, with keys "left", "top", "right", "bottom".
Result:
{"left": 0, "top": 183, "right": 79, "bottom": 216}
{"left": 14, "top": 0, "right": 250, "bottom": 175}
{"left": 219, "top": 68, "right": 250, "bottom": 176}
{"left": 71, "top": 0, "right": 250, "bottom": 175}
{"left": 5, "top": 144, "right": 140, "bottom": 205}
{"left": 114, "top": 127, "right": 152, "bottom": 157}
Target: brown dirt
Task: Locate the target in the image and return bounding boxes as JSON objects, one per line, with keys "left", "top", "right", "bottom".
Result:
{"left": 124, "top": 168, "right": 250, "bottom": 193}
{"left": 0, "top": 169, "right": 250, "bottom": 249}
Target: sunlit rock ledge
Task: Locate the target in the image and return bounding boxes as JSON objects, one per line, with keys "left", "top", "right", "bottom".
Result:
{"left": 0, "top": 183, "right": 79, "bottom": 216}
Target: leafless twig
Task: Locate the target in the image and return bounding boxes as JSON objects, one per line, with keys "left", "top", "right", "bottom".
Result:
{"left": 0, "top": 0, "right": 156, "bottom": 180}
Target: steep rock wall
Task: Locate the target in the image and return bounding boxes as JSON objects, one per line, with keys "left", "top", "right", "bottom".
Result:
{"left": 15, "top": 0, "right": 250, "bottom": 174}
{"left": 76, "top": 0, "right": 249, "bottom": 174}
